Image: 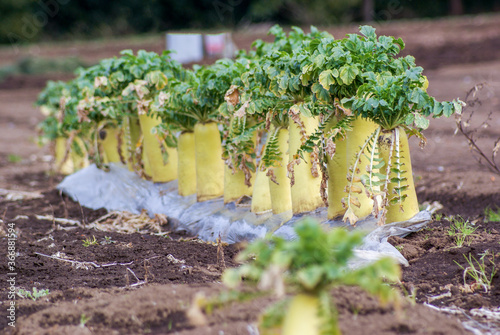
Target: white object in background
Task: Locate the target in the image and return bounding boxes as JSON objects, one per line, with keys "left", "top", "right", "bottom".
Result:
{"left": 204, "top": 33, "right": 226, "bottom": 56}
{"left": 166, "top": 33, "right": 204, "bottom": 64}
{"left": 204, "top": 32, "right": 238, "bottom": 58}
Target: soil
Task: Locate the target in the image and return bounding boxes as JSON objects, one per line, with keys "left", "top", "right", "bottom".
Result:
{"left": 0, "top": 191, "right": 473, "bottom": 335}
{"left": 1, "top": 13, "right": 500, "bottom": 335}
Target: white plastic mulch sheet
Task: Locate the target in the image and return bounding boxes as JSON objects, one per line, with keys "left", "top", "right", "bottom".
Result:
{"left": 57, "top": 163, "right": 433, "bottom": 266}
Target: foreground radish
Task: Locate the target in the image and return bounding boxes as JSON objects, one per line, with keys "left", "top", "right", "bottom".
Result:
{"left": 222, "top": 218, "right": 400, "bottom": 334}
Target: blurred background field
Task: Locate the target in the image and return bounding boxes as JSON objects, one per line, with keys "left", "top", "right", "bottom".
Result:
{"left": 1, "top": 0, "right": 499, "bottom": 83}
{"left": 0, "top": 0, "right": 499, "bottom": 203}
{"left": 0, "top": 0, "right": 499, "bottom": 81}
{"left": 2, "top": 0, "right": 500, "bottom": 44}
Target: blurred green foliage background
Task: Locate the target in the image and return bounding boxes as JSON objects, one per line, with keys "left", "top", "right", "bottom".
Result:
{"left": 1, "top": 0, "right": 499, "bottom": 44}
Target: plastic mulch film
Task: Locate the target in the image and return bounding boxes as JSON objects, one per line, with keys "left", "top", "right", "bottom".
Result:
{"left": 57, "top": 163, "right": 433, "bottom": 266}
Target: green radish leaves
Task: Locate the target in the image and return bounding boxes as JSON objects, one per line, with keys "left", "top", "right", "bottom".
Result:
{"left": 297, "top": 265, "right": 324, "bottom": 291}
{"left": 343, "top": 67, "right": 463, "bottom": 131}
{"left": 224, "top": 217, "right": 400, "bottom": 294}
{"left": 223, "top": 218, "right": 401, "bottom": 332}
{"left": 338, "top": 65, "right": 359, "bottom": 86}
{"left": 318, "top": 69, "right": 338, "bottom": 90}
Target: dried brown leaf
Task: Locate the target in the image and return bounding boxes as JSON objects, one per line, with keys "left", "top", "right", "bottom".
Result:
{"left": 320, "top": 171, "right": 328, "bottom": 206}
{"left": 266, "top": 168, "right": 278, "bottom": 185}
{"left": 310, "top": 147, "right": 320, "bottom": 178}
{"left": 349, "top": 196, "right": 361, "bottom": 208}
{"left": 493, "top": 141, "right": 500, "bottom": 157}
{"left": 325, "top": 137, "right": 336, "bottom": 160}
{"left": 287, "top": 159, "right": 300, "bottom": 187}
{"left": 343, "top": 207, "right": 359, "bottom": 226}
{"left": 350, "top": 185, "right": 362, "bottom": 194}
{"left": 234, "top": 101, "right": 249, "bottom": 118}
{"left": 224, "top": 85, "right": 240, "bottom": 106}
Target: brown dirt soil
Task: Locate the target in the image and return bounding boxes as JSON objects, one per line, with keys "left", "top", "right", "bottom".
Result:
{"left": 0, "top": 191, "right": 473, "bottom": 335}
{"left": 1, "top": 13, "right": 500, "bottom": 335}
{"left": 389, "top": 219, "right": 500, "bottom": 308}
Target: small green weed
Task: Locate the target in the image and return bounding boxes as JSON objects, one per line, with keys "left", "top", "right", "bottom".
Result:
{"left": 17, "top": 287, "right": 50, "bottom": 301}
{"left": 455, "top": 251, "right": 497, "bottom": 293}
{"left": 79, "top": 314, "right": 91, "bottom": 327}
{"left": 7, "top": 154, "right": 22, "bottom": 163}
{"left": 395, "top": 245, "right": 404, "bottom": 252}
{"left": 423, "top": 226, "right": 434, "bottom": 241}
{"left": 433, "top": 213, "right": 443, "bottom": 221}
{"left": 82, "top": 235, "right": 98, "bottom": 247}
{"left": 446, "top": 215, "right": 477, "bottom": 247}
{"left": 100, "top": 236, "right": 116, "bottom": 245}
{"left": 484, "top": 206, "right": 500, "bottom": 223}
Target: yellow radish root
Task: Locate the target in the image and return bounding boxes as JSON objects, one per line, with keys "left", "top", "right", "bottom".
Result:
{"left": 378, "top": 127, "right": 419, "bottom": 224}
{"left": 139, "top": 113, "right": 178, "bottom": 182}
{"left": 177, "top": 131, "right": 197, "bottom": 196}
{"left": 268, "top": 128, "right": 292, "bottom": 217}
{"left": 194, "top": 122, "right": 224, "bottom": 202}
{"left": 289, "top": 114, "right": 323, "bottom": 214}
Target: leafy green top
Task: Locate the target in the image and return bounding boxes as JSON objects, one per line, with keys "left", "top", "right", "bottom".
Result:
{"left": 165, "top": 59, "right": 246, "bottom": 124}
{"left": 224, "top": 218, "right": 400, "bottom": 296}
{"left": 76, "top": 50, "right": 183, "bottom": 122}
{"left": 342, "top": 68, "right": 464, "bottom": 130}
{"left": 296, "top": 26, "right": 410, "bottom": 169}
{"left": 36, "top": 80, "right": 70, "bottom": 141}
{"left": 225, "top": 26, "right": 332, "bottom": 171}
{"left": 36, "top": 78, "right": 94, "bottom": 141}
{"left": 303, "top": 25, "right": 405, "bottom": 104}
